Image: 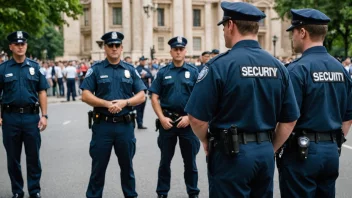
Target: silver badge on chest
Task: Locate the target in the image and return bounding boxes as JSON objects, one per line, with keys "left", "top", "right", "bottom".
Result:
{"left": 29, "top": 67, "right": 35, "bottom": 75}
{"left": 125, "top": 70, "right": 131, "bottom": 78}
{"left": 185, "top": 71, "right": 190, "bottom": 79}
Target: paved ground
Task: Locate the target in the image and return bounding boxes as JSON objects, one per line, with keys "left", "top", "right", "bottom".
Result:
{"left": 0, "top": 99, "right": 352, "bottom": 198}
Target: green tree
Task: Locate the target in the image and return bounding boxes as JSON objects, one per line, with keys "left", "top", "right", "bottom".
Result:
{"left": 27, "top": 26, "right": 64, "bottom": 60}
{"left": 274, "top": 0, "right": 352, "bottom": 57}
{"left": 0, "top": 0, "right": 82, "bottom": 36}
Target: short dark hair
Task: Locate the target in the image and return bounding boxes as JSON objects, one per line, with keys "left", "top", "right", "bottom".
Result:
{"left": 124, "top": 56, "right": 131, "bottom": 61}
{"left": 233, "top": 20, "right": 259, "bottom": 35}
{"left": 299, "top": 24, "right": 328, "bottom": 42}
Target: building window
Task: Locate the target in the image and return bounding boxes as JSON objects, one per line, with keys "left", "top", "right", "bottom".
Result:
{"left": 158, "top": 37, "right": 164, "bottom": 51}
{"left": 193, "top": 37, "right": 201, "bottom": 51}
{"left": 193, "top": 9, "right": 201, "bottom": 27}
{"left": 112, "top": 7, "right": 122, "bottom": 25}
{"left": 83, "top": 8, "right": 90, "bottom": 26}
{"left": 259, "top": 9, "right": 265, "bottom": 26}
{"left": 157, "top": 8, "right": 165, "bottom": 26}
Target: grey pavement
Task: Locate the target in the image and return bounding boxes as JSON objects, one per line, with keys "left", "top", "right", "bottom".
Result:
{"left": 0, "top": 100, "right": 352, "bottom": 198}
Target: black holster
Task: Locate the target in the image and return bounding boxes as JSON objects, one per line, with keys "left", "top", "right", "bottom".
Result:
{"left": 336, "top": 130, "right": 346, "bottom": 156}
{"left": 275, "top": 145, "right": 285, "bottom": 170}
{"left": 155, "top": 118, "right": 161, "bottom": 132}
{"left": 88, "top": 110, "right": 93, "bottom": 129}
{"left": 219, "top": 125, "right": 240, "bottom": 157}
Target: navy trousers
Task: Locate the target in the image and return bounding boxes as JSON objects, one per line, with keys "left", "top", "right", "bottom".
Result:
{"left": 156, "top": 126, "right": 200, "bottom": 196}
{"left": 208, "top": 141, "right": 274, "bottom": 198}
{"left": 279, "top": 141, "right": 339, "bottom": 198}
{"left": 66, "top": 78, "right": 76, "bottom": 101}
{"left": 86, "top": 121, "right": 137, "bottom": 198}
{"left": 2, "top": 112, "right": 41, "bottom": 197}
{"left": 57, "top": 78, "right": 64, "bottom": 96}
{"left": 135, "top": 100, "right": 146, "bottom": 127}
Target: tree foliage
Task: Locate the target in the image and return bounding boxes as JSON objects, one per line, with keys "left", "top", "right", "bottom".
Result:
{"left": 0, "top": 0, "right": 82, "bottom": 36}
{"left": 274, "top": 0, "right": 352, "bottom": 57}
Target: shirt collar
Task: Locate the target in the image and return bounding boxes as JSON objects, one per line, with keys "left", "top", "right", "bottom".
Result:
{"left": 231, "top": 40, "right": 261, "bottom": 50}
{"left": 301, "top": 46, "right": 327, "bottom": 57}
{"left": 9, "top": 57, "right": 30, "bottom": 67}
{"left": 103, "top": 58, "right": 127, "bottom": 69}
{"left": 170, "top": 62, "right": 190, "bottom": 70}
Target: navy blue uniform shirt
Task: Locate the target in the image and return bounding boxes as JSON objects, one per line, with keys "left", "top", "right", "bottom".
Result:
{"left": 287, "top": 46, "right": 352, "bottom": 131}
{"left": 80, "top": 59, "right": 147, "bottom": 116}
{"left": 185, "top": 40, "right": 300, "bottom": 131}
{"left": 149, "top": 62, "right": 199, "bottom": 115}
{"left": 136, "top": 65, "right": 152, "bottom": 89}
{"left": 0, "top": 58, "right": 49, "bottom": 106}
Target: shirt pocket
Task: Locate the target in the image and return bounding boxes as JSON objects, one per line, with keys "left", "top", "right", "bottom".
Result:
{"left": 181, "top": 79, "right": 194, "bottom": 95}
{"left": 161, "top": 79, "right": 175, "bottom": 97}
{"left": 26, "top": 73, "right": 39, "bottom": 92}
{"left": 121, "top": 78, "right": 133, "bottom": 93}
{"left": 4, "top": 76, "right": 18, "bottom": 93}
{"left": 96, "top": 78, "right": 111, "bottom": 96}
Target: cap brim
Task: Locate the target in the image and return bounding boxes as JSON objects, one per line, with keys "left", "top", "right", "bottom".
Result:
{"left": 217, "top": 19, "right": 225, "bottom": 26}
{"left": 12, "top": 40, "right": 26, "bottom": 44}
{"left": 171, "top": 45, "right": 186, "bottom": 48}
{"left": 286, "top": 25, "right": 295, "bottom": 32}
{"left": 105, "top": 40, "right": 122, "bottom": 44}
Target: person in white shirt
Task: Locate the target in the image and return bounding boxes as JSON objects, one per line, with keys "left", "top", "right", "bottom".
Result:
{"left": 55, "top": 61, "right": 64, "bottom": 97}
{"left": 64, "top": 61, "right": 77, "bottom": 101}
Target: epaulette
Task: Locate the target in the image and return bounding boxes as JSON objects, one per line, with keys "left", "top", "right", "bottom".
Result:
{"left": 121, "top": 60, "right": 135, "bottom": 69}
{"left": 0, "top": 59, "right": 9, "bottom": 67}
{"left": 207, "top": 50, "right": 229, "bottom": 65}
{"left": 27, "top": 58, "right": 38, "bottom": 64}
{"left": 91, "top": 60, "right": 102, "bottom": 67}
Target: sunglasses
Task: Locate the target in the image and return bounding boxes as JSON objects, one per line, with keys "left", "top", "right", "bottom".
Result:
{"left": 106, "top": 43, "right": 121, "bottom": 48}
{"left": 13, "top": 43, "right": 26, "bottom": 46}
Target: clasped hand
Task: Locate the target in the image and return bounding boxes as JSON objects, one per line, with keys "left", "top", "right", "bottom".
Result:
{"left": 106, "top": 100, "right": 127, "bottom": 114}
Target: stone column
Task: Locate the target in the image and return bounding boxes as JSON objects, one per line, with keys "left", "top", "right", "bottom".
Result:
{"left": 173, "top": 0, "right": 184, "bottom": 36}
{"left": 131, "top": 0, "right": 143, "bottom": 61}
{"left": 218, "top": 1, "right": 226, "bottom": 52}
{"left": 204, "top": 1, "right": 212, "bottom": 51}
{"left": 142, "top": 6, "right": 153, "bottom": 59}
{"left": 184, "top": 0, "right": 193, "bottom": 56}
{"left": 122, "top": 0, "right": 132, "bottom": 57}
{"left": 91, "top": 0, "right": 105, "bottom": 60}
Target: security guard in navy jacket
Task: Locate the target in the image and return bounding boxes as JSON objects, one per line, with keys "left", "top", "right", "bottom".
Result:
{"left": 280, "top": 9, "right": 352, "bottom": 198}
{"left": 149, "top": 36, "right": 200, "bottom": 198}
{"left": 80, "top": 31, "right": 146, "bottom": 198}
{"left": 185, "top": 2, "right": 299, "bottom": 198}
{"left": 0, "top": 31, "right": 49, "bottom": 198}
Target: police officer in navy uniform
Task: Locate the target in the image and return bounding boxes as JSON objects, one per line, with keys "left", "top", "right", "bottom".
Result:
{"left": 185, "top": 2, "right": 300, "bottom": 197}
{"left": 149, "top": 36, "right": 200, "bottom": 198}
{"left": 197, "top": 51, "right": 211, "bottom": 72}
{"left": 279, "top": 9, "right": 352, "bottom": 198}
{"left": 0, "top": 31, "right": 49, "bottom": 198}
{"left": 210, "top": 49, "right": 219, "bottom": 59}
{"left": 80, "top": 31, "right": 146, "bottom": 198}
{"left": 135, "top": 56, "right": 152, "bottom": 129}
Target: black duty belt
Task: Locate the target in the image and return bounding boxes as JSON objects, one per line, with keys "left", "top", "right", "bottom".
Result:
{"left": 2, "top": 104, "right": 39, "bottom": 114}
{"left": 291, "top": 130, "right": 339, "bottom": 143}
{"left": 95, "top": 113, "right": 135, "bottom": 124}
{"left": 210, "top": 129, "right": 272, "bottom": 144}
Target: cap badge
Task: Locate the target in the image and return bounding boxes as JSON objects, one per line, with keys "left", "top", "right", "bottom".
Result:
{"left": 112, "top": 32, "right": 118, "bottom": 39}
{"left": 17, "top": 31, "right": 23, "bottom": 39}
{"left": 177, "top": 36, "right": 182, "bottom": 43}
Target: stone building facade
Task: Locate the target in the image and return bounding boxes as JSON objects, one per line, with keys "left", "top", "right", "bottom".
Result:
{"left": 61, "top": 0, "right": 292, "bottom": 61}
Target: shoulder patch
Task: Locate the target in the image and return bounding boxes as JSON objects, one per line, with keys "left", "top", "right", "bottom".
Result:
{"left": 135, "top": 69, "right": 141, "bottom": 78}
{"left": 85, "top": 68, "right": 93, "bottom": 78}
{"left": 197, "top": 66, "right": 209, "bottom": 83}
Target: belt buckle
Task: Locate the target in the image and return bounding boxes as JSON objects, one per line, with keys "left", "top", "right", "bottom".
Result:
{"left": 112, "top": 117, "right": 118, "bottom": 123}
{"left": 19, "top": 108, "right": 24, "bottom": 114}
